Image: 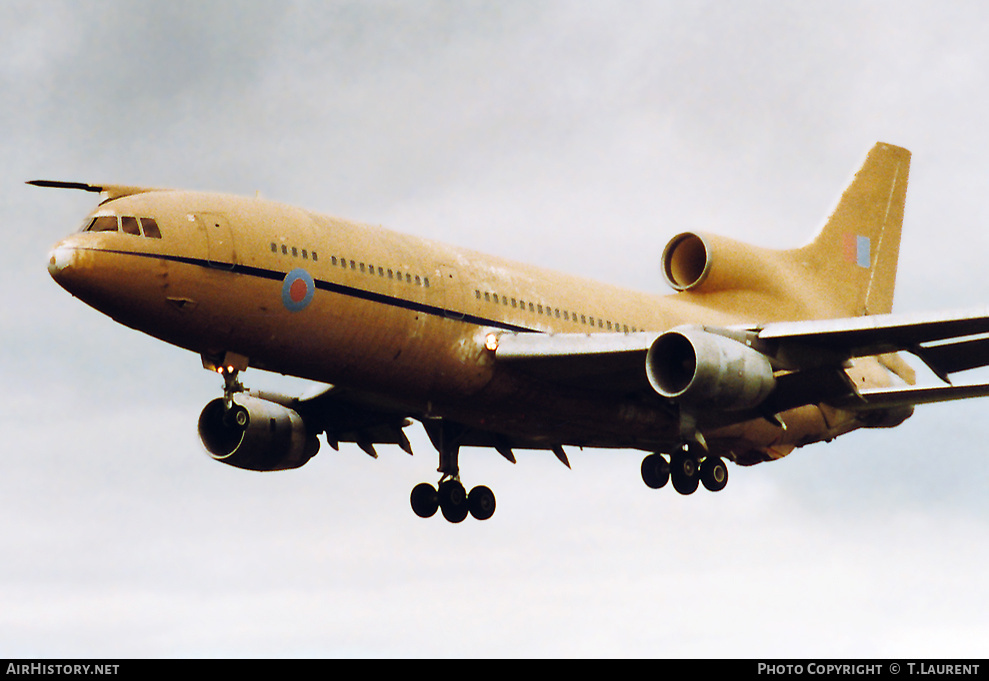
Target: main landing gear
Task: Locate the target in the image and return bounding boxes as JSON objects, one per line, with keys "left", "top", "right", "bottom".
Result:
{"left": 411, "top": 421, "right": 498, "bottom": 523}
{"left": 641, "top": 445, "right": 728, "bottom": 495}
{"left": 410, "top": 480, "right": 496, "bottom": 523}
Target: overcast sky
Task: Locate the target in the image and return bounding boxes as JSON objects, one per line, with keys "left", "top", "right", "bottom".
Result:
{"left": 3, "top": 0, "right": 989, "bottom": 658}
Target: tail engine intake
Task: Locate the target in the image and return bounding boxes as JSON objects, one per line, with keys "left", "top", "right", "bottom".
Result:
{"left": 661, "top": 231, "right": 778, "bottom": 294}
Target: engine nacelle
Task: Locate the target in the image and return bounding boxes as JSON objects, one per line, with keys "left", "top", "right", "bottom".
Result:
{"left": 198, "top": 395, "right": 320, "bottom": 471}
{"left": 646, "top": 327, "right": 776, "bottom": 411}
{"left": 662, "top": 231, "right": 776, "bottom": 293}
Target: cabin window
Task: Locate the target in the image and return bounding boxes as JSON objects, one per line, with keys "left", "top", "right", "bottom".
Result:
{"left": 271, "top": 243, "right": 278, "bottom": 253}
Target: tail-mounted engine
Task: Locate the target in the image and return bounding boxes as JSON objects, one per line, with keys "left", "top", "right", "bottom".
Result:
{"left": 198, "top": 394, "right": 320, "bottom": 471}
{"left": 662, "top": 231, "right": 777, "bottom": 293}
{"left": 646, "top": 327, "right": 775, "bottom": 411}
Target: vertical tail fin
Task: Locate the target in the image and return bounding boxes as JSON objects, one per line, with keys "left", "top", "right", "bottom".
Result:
{"left": 796, "top": 142, "right": 910, "bottom": 316}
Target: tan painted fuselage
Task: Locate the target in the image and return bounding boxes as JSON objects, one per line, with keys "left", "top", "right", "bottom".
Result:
{"left": 49, "top": 185, "right": 897, "bottom": 465}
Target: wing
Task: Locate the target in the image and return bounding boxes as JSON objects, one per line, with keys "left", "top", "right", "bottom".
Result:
{"left": 751, "top": 307, "right": 989, "bottom": 410}
{"left": 251, "top": 385, "right": 416, "bottom": 458}
{"left": 754, "top": 307, "right": 989, "bottom": 378}
{"left": 494, "top": 331, "right": 655, "bottom": 393}
{"left": 256, "top": 383, "right": 574, "bottom": 465}
{"left": 493, "top": 307, "right": 989, "bottom": 413}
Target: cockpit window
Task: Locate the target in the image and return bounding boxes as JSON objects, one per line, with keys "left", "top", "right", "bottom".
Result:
{"left": 120, "top": 216, "right": 140, "bottom": 235}
{"left": 88, "top": 216, "right": 119, "bottom": 232}
{"left": 83, "top": 215, "right": 162, "bottom": 238}
{"left": 140, "top": 217, "right": 161, "bottom": 238}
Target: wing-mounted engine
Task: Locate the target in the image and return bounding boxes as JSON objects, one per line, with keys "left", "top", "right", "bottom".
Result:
{"left": 662, "top": 231, "right": 779, "bottom": 293}
{"left": 198, "top": 394, "right": 320, "bottom": 471}
{"left": 645, "top": 326, "right": 775, "bottom": 411}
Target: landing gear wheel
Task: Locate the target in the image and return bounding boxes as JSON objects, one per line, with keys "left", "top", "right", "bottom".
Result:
{"left": 641, "top": 454, "right": 670, "bottom": 489}
{"left": 438, "top": 480, "right": 469, "bottom": 523}
{"left": 700, "top": 456, "right": 728, "bottom": 492}
{"left": 410, "top": 482, "right": 439, "bottom": 518}
{"left": 670, "top": 450, "right": 699, "bottom": 495}
{"left": 468, "top": 485, "right": 496, "bottom": 520}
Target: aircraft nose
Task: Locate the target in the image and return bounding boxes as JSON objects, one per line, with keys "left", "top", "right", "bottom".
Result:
{"left": 48, "top": 244, "right": 76, "bottom": 280}
{"left": 47, "top": 239, "right": 92, "bottom": 295}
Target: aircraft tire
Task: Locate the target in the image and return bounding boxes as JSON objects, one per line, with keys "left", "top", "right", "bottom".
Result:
{"left": 641, "top": 454, "right": 670, "bottom": 489}
{"left": 439, "top": 480, "right": 469, "bottom": 523}
{"left": 468, "top": 485, "right": 496, "bottom": 520}
{"left": 411, "top": 483, "right": 439, "bottom": 518}
{"left": 700, "top": 456, "right": 728, "bottom": 492}
{"left": 670, "top": 451, "right": 699, "bottom": 495}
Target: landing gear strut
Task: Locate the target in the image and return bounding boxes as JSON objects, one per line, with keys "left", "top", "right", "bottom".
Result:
{"left": 640, "top": 445, "right": 729, "bottom": 495}
{"left": 411, "top": 421, "right": 498, "bottom": 522}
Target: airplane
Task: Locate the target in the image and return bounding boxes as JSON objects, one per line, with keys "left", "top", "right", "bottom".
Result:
{"left": 34, "top": 142, "right": 989, "bottom": 523}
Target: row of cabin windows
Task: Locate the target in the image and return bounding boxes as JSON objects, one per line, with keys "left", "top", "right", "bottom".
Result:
{"left": 475, "top": 289, "right": 638, "bottom": 333}
{"left": 270, "top": 242, "right": 430, "bottom": 287}
{"left": 331, "top": 255, "right": 431, "bottom": 288}
{"left": 84, "top": 215, "right": 162, "bottom": 239}
{"left": 271, "top": 242, "right": 320, "bottom": 262}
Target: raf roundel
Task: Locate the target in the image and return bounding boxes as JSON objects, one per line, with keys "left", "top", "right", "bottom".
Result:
{"left": 281, "top": 268, "right": 315, "bottom": 312}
